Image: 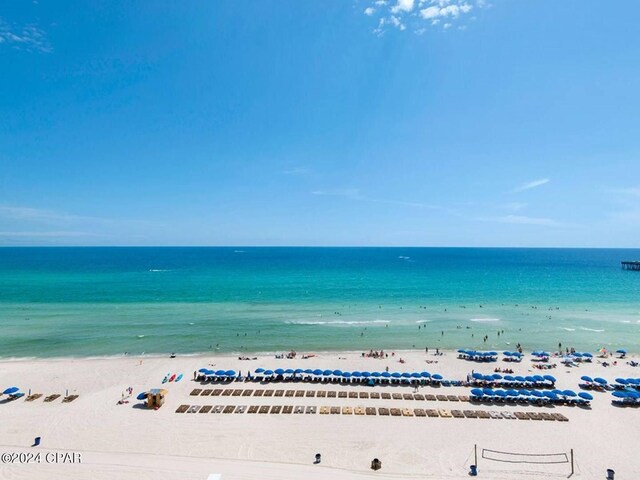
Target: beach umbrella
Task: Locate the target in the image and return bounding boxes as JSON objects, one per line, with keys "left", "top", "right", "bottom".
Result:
{"left": 594, "top": 377, "right": 607, "bottom": 385}
{"left": 483, "top": 375, "right": 494, "bottom": 381}
{"left": 572, "top": 352, "right": 583, "bottom": 357}
{"left": 275, "top": 368, "right": 285, "bottom": 375}
{"left": 506, "top": 389, "right": 519, "bottom": 396}
{"left": 543, "top": 391, "right": 557, "bottom": 399}
{"left": 503, "top": 351, "right": 512, "bottom": 356}
{"left": 494, "top": 389, "right": 507, "bottom": 397}
{"left": 254, "top": 368, "right": 265, "bottom": 374}
{"left": 612, "top": 391, "right": 628, "bottom": 398}
{"left": 563, "top": 390, "right": 577, "bottom": 397}
{"left": 543, "top": 375, "right": 556, "bottom": 383}
{"left": 529, "top": 390, "right": 543, "bottom": 398}
{"left": 580, "top": 375, "right": 593, "bottom": 382}
{"left": 322, "top": 370, "right": 332, "bottom": 376}
{"left": 264, "top": 370, "right": 274, "bottom": 375}
{"left": 615, "top": 378, "right": 629, "bottom": 385}
{"left": 504, "top": 375, "right": 515, "bottom": 381}
{"left": 531, "top": 351, "right": 540, "bottom": 356}
{"left": 381, "top": 372, "right": 391, "bottom": 378}
{"left": 457, "top": 349, "right": 467, "bottom": 353}
{"left": 304, "top": 369, "right": 313, "bottom": 374}
{"left": 515, "top": 376, "right": 526, "bottom": 382}
{"left": 488, "top": 351, "right": 497, "bottom": 356}
{"left": 492, "top": 373, "right": 503, "bottom": 380}
{"left": 420, "top": 371, "right": 431, "bottom": 378}
{"left": 525, "top": 376, "right": 536, "bottom": 383}
{"left": 136, "top": 392, "right": 148, "bottom": 401}
{"left": 313, "top": 369, "right": 323, "bottom": 376}
{"left": 470, "top": 388, "right": 484, "bottom": 396}
{"left": 225, "top": 370, "right": 236, "bottom": 377}
{"left": 616, "top": 349, "right": 627, "bottom": 354}
{"left": 215, "top": 370, "right": 226, "bottom": 376}
{"left": 391, "top": 372, "right": 402, "bottom": 379}
{"left": 401, "top": 373, "right": 412, "bottom": 378}
{"left": 552, "top": 389, "right": 563, "bottom": 395}
{"left": 472, "top": 372, "right": 484, "bottom": 380}
{"left": 533, "top": 375, "right": 544, "bottom": 382}
{"left": 583, "top": 353, "right": 593, "bottom": 358}
{"left": 432, "top": 374, "right": 443, "bottom": 380}
{"left": 361, "top": 371, "right": 371, "bottom": 377}
{"left": 518, "top": 389, "right": 531, "bottom": 396}
{"left": 285, "top": 369, "right": 295, "bottom": 374}
{"left": 482, "top": 388, "right": 495, "bottom": 396}
{"left": 342, "top": 372, "right": 352, "bottom": 378}
{"left": 198, "top": 368, "right": 210, "bottom": 373}
{"left": 411, "top": 372, "right": 421, "bottom": 378}
{"left": 332, "top": 370, "right": 343, "bottom": 376}
{"left": 578, "top": 392, "right": 593, "bottom": 401}
{"left": 2, "top": 387, "right": 19, "bottom": 395}
{"left": 371, "top": 372, "right": 382, "bottom": 377}
{"left": 628, "top": 378, "right": 640, "bottom": 385}
{"left": 352, "top": 372, "right": 362, "bottom": 377}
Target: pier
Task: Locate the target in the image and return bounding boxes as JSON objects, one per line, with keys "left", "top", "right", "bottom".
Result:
{"left": 621, "top": 261, "right": 640, "bottom": 271}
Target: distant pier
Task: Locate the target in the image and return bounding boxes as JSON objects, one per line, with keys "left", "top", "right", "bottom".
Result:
{"left": 622, "top": 261, "right": 640, "bottom": 271}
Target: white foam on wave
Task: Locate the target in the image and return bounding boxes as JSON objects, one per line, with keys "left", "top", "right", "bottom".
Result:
{"left": 149, "top": 269, "right": 169, "bottom": 272}
{"left": 137, "top": 335, "right": 145, "bottom": 339}
{"left": 469, "top": 318, "right": 500, "bottom": 323}
{"left": 286, "top": 320, "right": 390, "bottom": 326}
{"left": 415, "top": 320, "right": 431, "bottom": 323}
{"left": 560, "top": 327, "right": 576, "bottom": 331}
{"left": 579, "top": 327, "right": 605, "bottom": 333}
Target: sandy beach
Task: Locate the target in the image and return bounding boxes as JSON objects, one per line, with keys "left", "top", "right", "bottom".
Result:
{"left": 0, "top": 349, "right": 638, "bottom": 480}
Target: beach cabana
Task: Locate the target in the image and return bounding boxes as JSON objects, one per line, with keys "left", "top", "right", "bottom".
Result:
{"left": 146, "top": 388, "right": 168, "bottom": 409}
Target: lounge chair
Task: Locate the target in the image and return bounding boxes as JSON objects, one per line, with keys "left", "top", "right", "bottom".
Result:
{"left": 514, "top": 412, "right": 529, "bottom": 420}
{"left": 551, "top": 413, "right": 569, "bottom": 421}
{"left": 458, "top": 395, "right": 470, "bottom": 402}
{"left": 425, "top": 394, "right": 436, "bottom": 401}
{"left": 175, "top": 404, "right": 189, "bottom": 413}
{"left": 221, "top": 389, "right": 233, "bottom": 396}
{"left": 476, "top": 410, "right": 490, "bottom": 419}
{"left": 232, "top": 389, "right": 242, "bottom": 396}
{"left": 190, "top": 389, "right": 202, "bottom": 396}
{"left": 359, "top": 392, "right": 369, "bottom": 399}
{"left": 320, "top": 406, "right": 330, "bottom": 414}
{"left": 355, "top": 406, "right": 365, "bottom": 415}
{"left": 327, "top": 391, "right": 337, "bottom": 398}
{"left": 242, "top": 389, "right": 253, "bottom": 396}
{"left": 370, "top": 392, "right": 380, "bottom": 399}
{"left": 26, "top": 394, "right": 43, "bottom": 402}
{"left": 527, "top": 412, "right": 543, "bottom": 420}
{"left": 274, "top": 390, "right": 284, "bottom": 397}
{"left": 62, "top": 395, "right": 79, "bottom": 403}
{"left": 338, "top": 392, "right": 347, "bottom": 398}
{"left": 342, "top": 406, "right": 353, "bottom": 415}
{"left": 501, "top": 411, "right": 515, "bottom": 419}
{"left": 248, "top": 405, "right": 259, "bottom": 413}
{"left": 439, "top": 409, "right": 453, "bottom": 418}
{"left": 258, "top": 406, "right": 270, "bottom": 414}
{"left": 390, "top": 408, "right": 402, "bottom": 416}
{"left": 414, "top": 394, "right": 425, "bottom": 400}
{"left": 294, "top": 405, "right": 304, "bottom": 414}
{"left": 447, "top": 395, "right": 459, "bottom": 402}
{"left": 378, "top": 407, "right": 390, "bottom": 416}
{"left": 212, "top": 389, "right": 223, "bottom": 396}
{"left": 349, "top": 392, "right": 358, "bottom": 398}
{"left": 392, "top": 393, "right": 402, "bottom": 400}
{"left": 199, "top": 405, "right": 212, "bottom": 413}
{"left": 488, "top": 411, "right": 502, "bottom": 419}
{"left": 306, "top": 390, "right": 315, "bottom": 397}
{"left": 402, "top": 408, "right": 413, "bottom": 416}
{"left": 436, "top": 395, "right": 448, "bottom": 401}
{"left": 270, "top": 405, "right": 282, "bottom": 414}
{"left": 264, "top": 390, "right": 274, "bottom": 397}
{"left": 235, "top": 405, "right": 247, "bottom": 414}
{"left": 306, "top": 406, "right": 317, "bottom": 414}
{"left": 426, "top": 409, "right": 439, "bottom": 418}
{"left": 187, "top": 405, "right": 201, "bottom": 413}
{"left": 201, "top": 389, "right": 212, "bottom": 396}
{"left": 44, "top": 394, "right": 60, "bottom": 403}
{"left": 282, "top": 405, "right": 294, "bottom": 414}
{"left": 366, "top": 407, "right": 377, "bottom": 415}
{"left": 451, "top": 410, "right": 465, "bottom": 418}
{"left": 414, "top": 408, "right": 426, "bottom": 417}
{"left": 463, "top": 410, "right": 477, "bottom": 418}
{"left": 285, "top": 390, "right": 294, "bottom": 397}
{"left": 381, "top": 393, "right": 391, "bottom": 400}
{"left": 330, "top": 406, "right": 340, "bottom": 414}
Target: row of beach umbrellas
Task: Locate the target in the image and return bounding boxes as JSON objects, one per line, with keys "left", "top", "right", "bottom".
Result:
{"left": 251, "top": 368, "right": 444, "bottom": 380}
{"left": 198, "top": 369, "right": 237, "bottom": 377}
{"left": 471, "top": 372, "right": 556, "bottom": 384}
{"left": 580, "top": 376, "right": 609, "bottom": 385}
{"left": 471, "top": 387, "right": 593, "bottom": 402}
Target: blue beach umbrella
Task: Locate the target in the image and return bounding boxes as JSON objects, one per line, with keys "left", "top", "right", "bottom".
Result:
{"left": 136, "top": 392, "right": 148, "bottom": 401}
{"left": 401, "top": 373, "right": 411, "bottom": 378}
{"left": 518, "top": 389, "right": 531, "bottom": 396}
{"left": 284, "top": 369, "right": 295, "bottom": 374}
{"left": 612, "top": 391, "right": 628, "bottom": 398}
{"left": 323, "top": 370, "right": 332, "bottom": 376}
{"left": 530, "top": 390, "right": 543, "bottom": 398}
{"left": 543, "top": 391, "right": 557, "bottom": 399}
{"left": 352, "top": 372, "right": 362, "bottom": 378}
{"left": 525, "top": 376, "right": 536, "bottom": 383}
{"left": 488, "top": 351, "right": 498, "bottom": 356}
{"left": 492, "top": 374, "right": 503, "bottom": 380}
{"left": 470, "top": 388, "right": 484, "bottom": 397}
{"left": 254, "top": 368, "right": 265, "bottom": 374}
{"left": 515, "top": 376, "right": 526, "bottom": 382}
{"left": 615, "top": 378, "right": 629, "bottom": 385}
{"left": 580, "top": 375, "right": 593, "bottom": 382}
{"left": 552, "top": 389, "right": 564, "bottom": 395}
{"left": 583, "top": 352, "right": 593, "bottom": 358}
{"left": 275, "top": 368, "right": 285, "bottom": 375}
{"left": 506, "top": 389, "right": 519, "bottom": 396}
{"left": 225, "top": 370, "right": 236, "bottom": 377}
{"left": 342, "top": 372, "right": 352, "bottom": 378}
{"left": 411, "top": 372, "right": 421, "bottom": 378}
{"left": 313, "top": 369, "right": 323, "bottom": 376}
{"left": 594, "top": 378, "right": 607, "bottom": 385}
{"left": 494, "top": 389, "right": 507, "bottom": 397}
{"left": 504, "top": 375, "right": 515, "bottom": 381}
{"left": 292, "top": 368, "right": 301, "bottom": 374}
{"left": 421, "top": 371, "right": 431, "bottom": 378}
{"left": 381, "top": 372, "right": 391, "bottom": 378}
{"left": 304, "top": 369, "right": 313, "bottom": 374}
{"left": 391, "top": 372, "right": 402, "bottom": 379}
{"left": 628, "top": 378, "right": 640, "bottom": 385}
{"left": 264, "top": 370, "right": 274, "bottom": 375}
{"left": 543, "top": 375, "right": 556, "bottom": 383}
{"left": 578, "top": 392, "right": 594, "bottom": 400}
{"left": 533, "top": 375, "right": 544, "bottom": 382}
{"left": 361, "top": 372, "right": 371, "bottom": 378}
{"left": 457, "top": 349, "right": 467, "bottom": 353}
{"left": 472, "top": 372, "right": 483, "bottom": 380}
{"left": 482, "top": 388, "right": 495, "bottom": 396}
{"left": 573, "top": 352, "right": 583, "bottom": 357}
{"left": 198, "top": 368, "right": 210, "bottom": 373}
{"left": 503, "top": 351, "right": 512, "bottom": 356}
{"left": 3, "top": 387, "right": 19, "bottom": 395}
{"left": 616, "top": 349, "right": 627, "bottom": 354}
{"left": 215, "top": 370, "right": 226, "bottom": 376}
{"left": 563, "top": 390, "right": 577, "bottom": 397}
{"left": 371, "top": 372, "right": 381, "bottom": 377}
{"left": 432, "top": 374, "right": 443, "bottom": 380}
{"left": 332, "top": 370, "right": 343, "bottom": 376}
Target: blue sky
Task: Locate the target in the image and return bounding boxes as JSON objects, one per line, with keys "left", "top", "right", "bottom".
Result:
{"left": 1, "top": 1, "right": 640, "bottom": 247}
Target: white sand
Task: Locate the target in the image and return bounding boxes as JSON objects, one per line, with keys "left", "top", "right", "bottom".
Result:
{"left": 0, "top": 350, "right": 638, "bottom": 480}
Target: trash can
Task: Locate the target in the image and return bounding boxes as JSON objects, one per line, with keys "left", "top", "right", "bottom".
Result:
{"left": 606, "top": 469, "right": 615, "bottom": 480}
{"left": 314, "top": 453, "right": 321, "bottom": 464}
{"left": 371, "top": 458, "right": 382, "bottom": 471}
{"left": 33, "top": 437, "right": 41, "bottom": 447}
{"left": 469, "top": 464, "right": 478, "bottom": 476}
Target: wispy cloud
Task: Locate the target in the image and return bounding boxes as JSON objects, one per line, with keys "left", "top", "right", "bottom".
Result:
{"left": 0, "top": 231, "right": 102, "bottom": 238}
{"left": 0, "top": 205, "right": 101, "bottom": 224}
{"left": 0, "top": 18, "right": 51, "bottom": 53}
{"left": 510, "top": 178, "right": 550, "bottom": 194}
{"left": 501, "top": 202, "right": 528, "bottom": 212}
{"left": 312, "top": 188, "right": 442, "bottom": 210}
{"left": 364, "top": 0, "right": 485, "bottom": 36}
{"left": 281, "top": 167, "right": 314, "bottom": 177}
{"left": 476, "top": 214, "right": 569, "bottom": 227}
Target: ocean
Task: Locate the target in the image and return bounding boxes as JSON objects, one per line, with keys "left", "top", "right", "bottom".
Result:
{"left": 0, "top": 247, "right": 639, "bottom": 358}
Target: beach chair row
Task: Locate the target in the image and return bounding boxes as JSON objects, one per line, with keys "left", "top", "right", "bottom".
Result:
{"left": 176, "top": 403, "right": 568, "bottom": 421}
{"left": 21, "top": 394, "right": 78, "bottom": 403}
{"left": 190, "top": 388, "right": 470, "bottom": 402}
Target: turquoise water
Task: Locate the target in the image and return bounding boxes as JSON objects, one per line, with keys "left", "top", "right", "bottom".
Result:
{"left": 0, "top": 247, "right": 639, "bottom": 358}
